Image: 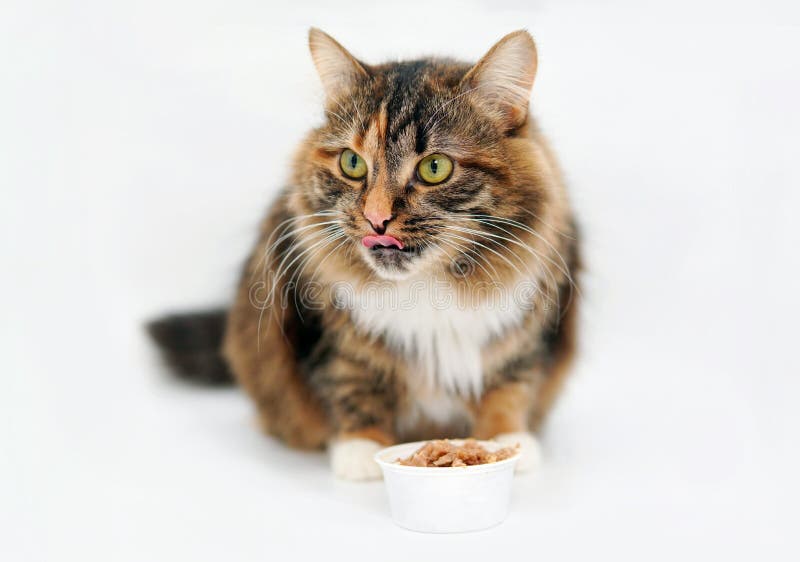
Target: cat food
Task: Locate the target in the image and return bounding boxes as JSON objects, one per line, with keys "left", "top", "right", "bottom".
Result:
{"left": 395, "top": 438, "right": 518, "bottom": 467}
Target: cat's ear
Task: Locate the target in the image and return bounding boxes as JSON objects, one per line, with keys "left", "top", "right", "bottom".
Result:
{"left": 308, "top": 28, "right": 369, "bottom": 103}
{"left": 462, "top": 30, "right": 538, "bottom": 130}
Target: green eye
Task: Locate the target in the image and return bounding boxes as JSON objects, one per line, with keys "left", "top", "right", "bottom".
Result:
{"left": 340, "top": 149, "right": 368, "bottom": 179}
{"left": 417, "top": 153, "right": 453, "bottom": 184}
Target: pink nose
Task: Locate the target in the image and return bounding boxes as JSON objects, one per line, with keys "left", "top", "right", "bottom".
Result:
{"left": 364, "top": 209, "right": 392, "bottom": 234}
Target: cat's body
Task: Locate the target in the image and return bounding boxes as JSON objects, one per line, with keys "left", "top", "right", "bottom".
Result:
{"left": 149, "top": 29, "right": 580, "bottom": 480}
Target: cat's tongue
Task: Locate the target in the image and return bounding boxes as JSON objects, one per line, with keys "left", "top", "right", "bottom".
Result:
{"left": 362, "top": 234, "right": 404, "bottom": 250}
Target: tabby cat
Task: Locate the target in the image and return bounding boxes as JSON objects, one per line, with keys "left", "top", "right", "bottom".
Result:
{"left": 149, "top": 28, "right": 580, "bottom": 480}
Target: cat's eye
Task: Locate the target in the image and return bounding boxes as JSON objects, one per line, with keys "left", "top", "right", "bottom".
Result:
{"left": 340, "top": 149, "right": 368, "bottom": 179}
{"left": 417, "top": 154, "right": 453, "bottom": 185}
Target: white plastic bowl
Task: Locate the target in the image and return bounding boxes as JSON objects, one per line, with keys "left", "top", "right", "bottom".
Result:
{"left": 374, "top": 439, "right": 520, "bottom": 533}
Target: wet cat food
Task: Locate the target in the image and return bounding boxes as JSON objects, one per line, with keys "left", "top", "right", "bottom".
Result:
{"left": 395, "top": 439, "right": 518, "bottom": 467}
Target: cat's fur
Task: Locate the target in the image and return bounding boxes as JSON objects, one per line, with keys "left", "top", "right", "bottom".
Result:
{"left": 148, "top": 29, "right": 580, "bottom": 480}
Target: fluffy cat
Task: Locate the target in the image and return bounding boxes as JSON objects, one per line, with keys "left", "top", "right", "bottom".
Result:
{"left": 149, "top": 28, "right": 580, "bottom": 480}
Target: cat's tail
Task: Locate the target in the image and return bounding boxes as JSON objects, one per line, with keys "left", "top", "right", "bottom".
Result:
{"left": 146, "top": 309, "right": 235, "bottom": 385}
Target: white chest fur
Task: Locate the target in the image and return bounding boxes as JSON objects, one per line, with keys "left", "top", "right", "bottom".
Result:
{"left": 336, "top": 276, "right": 531, "bottom": 397}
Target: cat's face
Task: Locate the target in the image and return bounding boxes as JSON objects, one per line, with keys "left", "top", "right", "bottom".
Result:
{"left": 292, "top": 30, "right": 541, "bottom": 281}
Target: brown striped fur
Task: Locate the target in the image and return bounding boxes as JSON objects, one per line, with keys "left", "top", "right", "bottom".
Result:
{"left": 151, "top": 29, "right": 580, "bottom": 468}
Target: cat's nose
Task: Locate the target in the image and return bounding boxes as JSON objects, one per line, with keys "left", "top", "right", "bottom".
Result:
{"left": 363, "top": 182, "right": 394, "bottom": 234}
{"left": 364, "top": 207, "right": 392, "bottom": 234}
{"left": 365, "top": 209, "right": 392, "bottom": 234}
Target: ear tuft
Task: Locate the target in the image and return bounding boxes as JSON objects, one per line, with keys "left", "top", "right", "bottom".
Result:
{"left": 308, "top": 28, "right": 369, "bottom": 103}
{"left": 462, "top": 30, "right": 538, "bottom": 129}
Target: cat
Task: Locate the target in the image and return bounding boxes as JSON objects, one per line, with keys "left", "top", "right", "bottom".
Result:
{"left": 148, "top": 28, "right": 580, "bottom": 480}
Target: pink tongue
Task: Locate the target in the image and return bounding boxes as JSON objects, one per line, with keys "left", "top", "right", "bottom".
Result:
{"left": 362, "top": 235, "right": 404, "bottom": 249}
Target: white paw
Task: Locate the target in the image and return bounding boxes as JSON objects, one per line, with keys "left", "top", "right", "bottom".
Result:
{"left": 329, "top": 438, "right": 384, "bottom": 481}
{"left": 494, "top": 431, "right": 542, "bottom": 473}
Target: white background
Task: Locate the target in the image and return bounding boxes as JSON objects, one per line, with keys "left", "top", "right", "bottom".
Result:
{"left": 2, "top": 0, "right": 799, "bottom": 559}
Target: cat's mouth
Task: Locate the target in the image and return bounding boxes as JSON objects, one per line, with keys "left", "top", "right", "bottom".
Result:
{"left": 362, "top": 235, "right": 405, "bottom": 250}
{"left": 360, "top": 234, "right": 422, "bottom": 277}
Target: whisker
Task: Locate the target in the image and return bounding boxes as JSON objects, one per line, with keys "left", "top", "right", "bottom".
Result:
{"left": 266, "top": 225, "right": 342, "bottom": 303}
{"left": 289, "top": 230, "right": 346, "bottom": 290}
{"left": 309, "top": 237, "right": 351, "bottom": 285}
{"left": 439, "top": 227, "right": 525, "bottom": 279}
{"left": 452, "top": 213, "right": 580, "bottom": 317}
{"left": 448, "top": 220, "right": 562, "bottom": 303}
{"left": 291, "top": 232, "right": 347, "bottom": 320}
{"left": 514, "top": 206, "right": 577, "bottom": 240}
{"left": 251, "top": 211, "right": 345, "bottom": 284}
{"left": 256, "top": 223, "right": 342, "bottom": 348}
{"left": 457, "top": 214, "right": 579, "bottom": 293}
{"left": 446, "top": 224, "right": 560, "bottom": 311}
{"left": 436, "top": 233, "right": 498, "bottom": 282}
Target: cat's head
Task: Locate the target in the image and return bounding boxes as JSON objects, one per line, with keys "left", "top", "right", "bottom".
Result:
{"left": 290, "top": 28, "right": 544, "bottom": 282}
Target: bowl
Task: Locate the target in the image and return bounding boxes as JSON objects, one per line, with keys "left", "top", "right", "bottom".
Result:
{"left": 373, "top": 439, "right": 521, "bottom": 533}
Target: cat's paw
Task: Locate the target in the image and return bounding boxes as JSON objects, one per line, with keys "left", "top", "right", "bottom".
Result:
{"left": 493, "top": 431, "right": 541, "bottom": 473}
{"left": 329, "top": 438, "right": 384, "bottom": 481}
